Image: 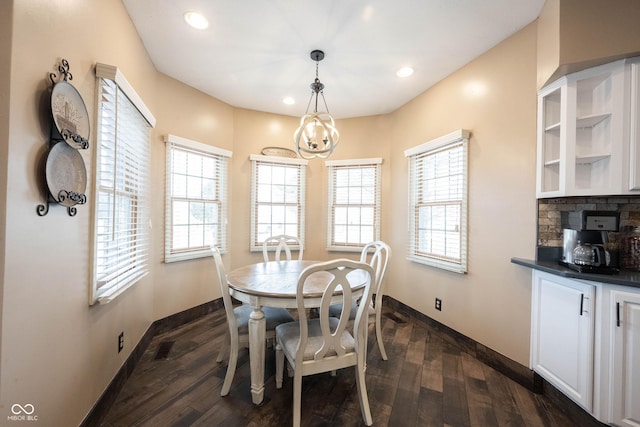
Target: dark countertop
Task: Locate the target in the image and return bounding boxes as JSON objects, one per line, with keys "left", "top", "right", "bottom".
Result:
{"left": 511, "top": 256, "right": 640, "bottom": 289}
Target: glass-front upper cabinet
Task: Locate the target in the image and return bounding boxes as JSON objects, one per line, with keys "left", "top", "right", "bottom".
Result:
{"left": 537, "top": 80, "right": 565, "bottom": 197}
{"left": 537, "top": 60, "right": 626, "bottom": 198}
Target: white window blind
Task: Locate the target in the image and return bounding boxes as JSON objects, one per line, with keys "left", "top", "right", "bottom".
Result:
{"left": 326, "top": 158, "right": 382, "bottom": 251}
{"left": 405, "top": 130, "right": 470, "bottom": 273}
{"left": 250, "top": 154, "right": 308, "bottom": 251}
{"left": 91, "top": 64, "right": 155, "bottom": 304}
{"left": 164, "top": 135, "right": 232, "bottom": 262}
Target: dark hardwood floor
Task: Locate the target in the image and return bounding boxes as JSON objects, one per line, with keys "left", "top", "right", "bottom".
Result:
{"left": 99, "top": 304, "right": 579, "bottom": 427}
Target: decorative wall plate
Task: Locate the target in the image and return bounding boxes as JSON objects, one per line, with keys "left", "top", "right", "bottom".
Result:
{"left": 37, "top": 58, "right": 89, "bottom": 217}
{"left": 45, "top": 141, "right": 87, "bottom": 207}
{"left": 261, "top": 146, "right": 298, "bottom": 158}
{"left": 51, "top": 80, "right": 90, "bottom": 149}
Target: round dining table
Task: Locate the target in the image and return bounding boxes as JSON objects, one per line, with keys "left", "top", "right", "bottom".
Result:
{"left": 226, "top": 259, "right": 368, "bottom": 405}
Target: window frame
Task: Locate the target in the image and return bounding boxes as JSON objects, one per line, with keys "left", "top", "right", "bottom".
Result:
{"left": 164, "top": 134, "right": 232, "bottom": 263}
{"left": 325, "top": 158, "right": 382, "bottom": 252}
{"left": 90, "top": 63, "right": 156, "bottom": 305}
{"left": 249, "top": 154, "right": 308, "bottom": 252}
{"left": 405, "top": 129, "right": 470, "bottom": 273}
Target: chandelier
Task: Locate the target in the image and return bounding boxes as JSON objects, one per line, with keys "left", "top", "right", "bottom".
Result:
{"left": 293, "top": 50, "right": 339, "bottom": 159}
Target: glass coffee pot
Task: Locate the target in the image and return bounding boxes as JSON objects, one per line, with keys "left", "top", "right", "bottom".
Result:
{"left": 572, "top": 242, "right": 609, "bottom": 267}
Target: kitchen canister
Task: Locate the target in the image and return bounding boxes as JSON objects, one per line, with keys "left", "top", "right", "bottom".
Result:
{"left": 619, "top": 226, "right": 640, "bottom": 271}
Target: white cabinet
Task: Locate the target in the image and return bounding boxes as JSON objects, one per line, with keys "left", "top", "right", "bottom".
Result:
{"left": 609, "top": 289, "right": 640, "bottom": 427}
{"left": 537, "top": 60, "right": 626, "bottom": 198}
{"left": 530, "top": 270, "right": 595, "bottom": 411}
{"left": 537, "top": 81, "right": 565, "bottom": 196}
{"left": 530, "top": 270, "right": 640, "bottom": 424}
{"left": 628, "top": 57, "right": 640, "bottom": 191}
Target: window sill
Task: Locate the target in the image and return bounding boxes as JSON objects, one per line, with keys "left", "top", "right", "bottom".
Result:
{"left": 165, "top": 249, "right": 216, "bottom": 263}
{"left": 326, "top": 246, "right": 364, "bottom": 253}
{"left": 92, "top": 272, "right": 148, "bottom": 305}
{"left": 407, "top": 255, "right": 467, "bottom": 274}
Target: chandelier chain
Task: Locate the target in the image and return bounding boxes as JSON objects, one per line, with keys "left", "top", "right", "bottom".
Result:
{"left": 305, "top": 91, "right": 314, "bottom": 115}
{"left": 321, "top": 92, "right": 330, "bottom": 115}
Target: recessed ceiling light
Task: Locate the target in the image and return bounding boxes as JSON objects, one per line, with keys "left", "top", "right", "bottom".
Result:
{"left": 282, "top": 97, "right": 295, "bottom": 105}
{"left": 396, "top": 66, "right": 414, "bottom": 78}
{"left": 184, "top": 11, "right": 209, "bottom": 30}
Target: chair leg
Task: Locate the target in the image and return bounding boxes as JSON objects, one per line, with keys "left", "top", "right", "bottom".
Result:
{"left": 375, "top": 309, "right": 388, "bottom": 361}
{"left": 216, "top": 331, "right": 229, "bottom": 363}
{"left": 355, "top": 364, "right": 373, "bottom": 426}
{"left": 220, "top": 339, "right": 238, "bottom": 396}
{"left": 275, "top": 343, "right": 284, "bottom": 389}
{"left": 293, "top": 372, "right": 302, "bottom": 427}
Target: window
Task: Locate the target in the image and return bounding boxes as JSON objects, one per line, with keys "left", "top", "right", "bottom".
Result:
{"left": 250, "top": 154, "right": 308, "bottom": 251}
{"left": 326, "top": 158, "right": 382, "bottom": 251}
{"left": 405, "top": 130, "right": 470, "bottom": 273}
{"left": 91, "top": 63, "right": 156, "bottom": 304}
{"left": 165, "top": 134, "right": 232, "bottom": 262}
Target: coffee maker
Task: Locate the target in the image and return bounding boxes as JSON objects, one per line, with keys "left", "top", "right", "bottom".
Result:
{"left": 561, "top": 210, "right": 620, "bottom": 273}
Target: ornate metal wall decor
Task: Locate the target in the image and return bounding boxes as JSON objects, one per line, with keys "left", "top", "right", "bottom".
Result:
{"left": 37, "top": 58, "right": 89, "bottom": 217}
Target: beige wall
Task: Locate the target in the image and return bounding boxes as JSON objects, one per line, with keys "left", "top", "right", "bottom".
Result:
{"left": 0, "top": 0, "right": 12, "bottom": 406}
{"left": 538, "top": 0, "right": 640, "bottom": 87}
{"left": 559, "top": 0, "right": 640, "bottom": 65}
{"left": 537, "top": 0, "right": 561, "bottom": 88}
{"left": 0, "top": 0, "right": 10, "bottom": 171}
{"left": 386, "top": 23, "right": 539, "bottom": 364}
{"left": 151, "top": 73, "right": 234, "bottom": 320}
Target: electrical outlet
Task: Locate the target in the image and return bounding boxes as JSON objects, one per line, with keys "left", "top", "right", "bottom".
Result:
{"left": 435, "top": 298, "right": 442, "bottom": 311}
{"left": 118, "top": 332, "right": 124, "bottom": 353}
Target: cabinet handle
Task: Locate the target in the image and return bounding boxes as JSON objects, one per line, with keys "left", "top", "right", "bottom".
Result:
{"left": 616, "top": 302, "right": 621, "bottom": 327}
{"left": 580, "top": 293, "right": 585, "bottom": 316}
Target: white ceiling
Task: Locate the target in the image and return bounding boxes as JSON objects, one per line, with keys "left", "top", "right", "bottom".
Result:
{"left": 122, "top": 0, "right": 544, "bottom": 119}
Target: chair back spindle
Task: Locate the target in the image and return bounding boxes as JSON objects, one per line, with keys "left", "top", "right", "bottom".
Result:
{"left": 211, "top": 246, "right": 238, "bottom": 337}
{"left": 262, "top": 234, "right": 303, "bottom": 262}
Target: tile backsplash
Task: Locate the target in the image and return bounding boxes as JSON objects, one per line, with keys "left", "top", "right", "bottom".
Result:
{"left": 538, "top": 196, "right": 640, "bottom": 246}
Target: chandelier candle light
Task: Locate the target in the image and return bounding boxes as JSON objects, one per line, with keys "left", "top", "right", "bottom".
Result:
{"left": 294, "top": 50, "right": 339, "bottom": 159}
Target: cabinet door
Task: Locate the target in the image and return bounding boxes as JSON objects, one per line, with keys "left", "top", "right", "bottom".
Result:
{"left": 610, "top": 290, "right": 640, "bottom": 427}
{"left": 537, "top": 81, "right": 566, "bottom": 197}
{"left": 628, "top": 58, "right": 640, "bottom": 191}
{"left": 531, "top": 271, "right": 595, "bottom": 410}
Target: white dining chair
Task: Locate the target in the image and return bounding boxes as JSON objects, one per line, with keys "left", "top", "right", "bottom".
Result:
{"left": 275, "top": 259, "right": 375, "bottom": 427}
{"left": 210, "top": 246, "right": 294, "bottom": 396}
{"left": 329, "top": 240, "right": 392, "bottom": 360}
{"left": 262, "top": 234, "right": 304, "bottom": 262}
